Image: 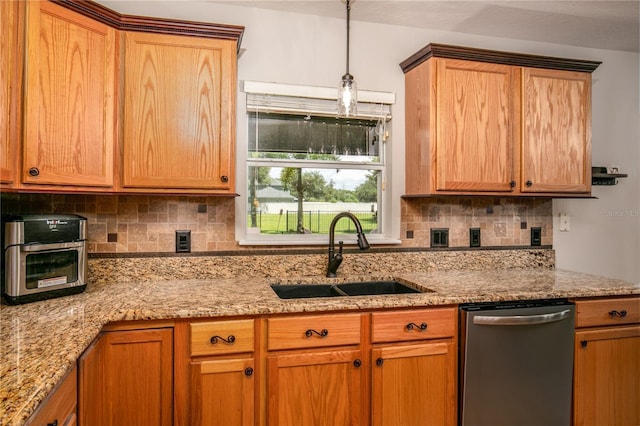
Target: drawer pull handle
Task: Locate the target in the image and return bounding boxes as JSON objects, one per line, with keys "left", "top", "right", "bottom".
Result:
{"left": 210, "top": 335, "right": 236, "bottom": 344}
{"left": 305, "top": 328, "right": 329, "bottom": 338}
{"left": 609, "top": 310, "right": 627, "bottom": 318}
{"left": 406, "top": 322, "right": 427, "bottom": 331}
{"left": 244, "top": 367, "right": 253, "bottom": 376}
{"left": 376, "top": 357, "right": 384, "bottom": 367}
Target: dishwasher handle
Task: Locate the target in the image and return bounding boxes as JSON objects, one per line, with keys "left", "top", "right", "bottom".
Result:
{"left": 473, "top": 309, "right": 572, "bottom": 326}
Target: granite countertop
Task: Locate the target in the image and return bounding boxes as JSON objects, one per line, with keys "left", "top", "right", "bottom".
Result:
{"left": 1, "top": 268, "right": 638, "bottom": 425}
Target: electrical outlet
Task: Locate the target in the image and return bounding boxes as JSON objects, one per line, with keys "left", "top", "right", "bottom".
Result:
{"left": 430, "top": 228, "right": 449, "bottom": 248}
{"left": 176, "top": 230, "right": 191, "bottom": 253}
{"left": 470, "top": 228, "right": 481, "bottom": 247}
{"left": 531, "top": 227, "right": 542, "bottom": 246}
{"left": 559, "top": 213, "right": 570, "bottom": 232}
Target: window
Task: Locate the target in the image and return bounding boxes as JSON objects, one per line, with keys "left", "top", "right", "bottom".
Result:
{"left": 239, "top": 81, "right": 395, "bottom": 245}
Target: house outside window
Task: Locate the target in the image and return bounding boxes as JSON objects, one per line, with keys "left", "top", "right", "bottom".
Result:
{"left": 239, "top": 81, "right": 395, "bottom": 245}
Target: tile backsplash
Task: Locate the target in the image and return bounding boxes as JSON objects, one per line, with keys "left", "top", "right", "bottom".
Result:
{"left": 1, "top": 193, "right": 552, "bottom": 253}
{"left": 1, "top": 194, "right": 238, "bottom": 252}
{"left": 401, "top": 197, "right": 552, "bottom": 247}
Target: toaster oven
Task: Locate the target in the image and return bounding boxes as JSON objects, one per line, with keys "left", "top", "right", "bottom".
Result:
{"left": 2, "top": 214, "right": 87, "bottom": 305}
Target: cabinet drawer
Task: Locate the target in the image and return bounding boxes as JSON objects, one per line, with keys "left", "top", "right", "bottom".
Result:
{"left": 26, "top": 365, "right": 77, "bottom": 426}
{"left": 371, "top": 308, "right": 456, "bottom": 343}
{"left": 575, "top": 297, "right": 640, "bottom": 328}
{"left": 267, "top": 313, "right": 361, "bottom": 350}
{"left": 190, "top": 319, "right": 255, "bottom": 356}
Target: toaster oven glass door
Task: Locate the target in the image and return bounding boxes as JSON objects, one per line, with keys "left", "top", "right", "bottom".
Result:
{"left": 25, "top": 250, "right": 79, "bottom": 289}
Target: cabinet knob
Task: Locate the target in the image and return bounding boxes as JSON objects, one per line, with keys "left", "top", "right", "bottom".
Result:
{"left": 244, "top": 367, "right": 253, "bottom": 376}
{"left": 353, "top": 359, "right": 362, "bottom": 368}
{"left": 376, "top": 357, "right": 384, "bottom": 367}
{"left": 509, "top": 180, "right": 516, "bottom": 188}
{"left": 28, "top": 167, "right": 40, "bottom": 177}
{"left": 609, "top": 310, "right": 627, "bottom": 318}
{"left": 305, "top": 328, "right": 329, "bottom": 338}
{"left": 526, "top": 180, "right": 533, "bottom": 187}
{"left": 47, "top": 421, "right": 58, "bottom": 426}
{"left": 221, "top": 175, "right": 229, "bottom": 183}
{"left": 210, "top": 335, "right": 235, "bottom": 344}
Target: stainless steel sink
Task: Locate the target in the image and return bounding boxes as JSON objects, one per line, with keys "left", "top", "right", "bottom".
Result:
{"left": 271, "top": 280, "right": 425, "bottom": 299}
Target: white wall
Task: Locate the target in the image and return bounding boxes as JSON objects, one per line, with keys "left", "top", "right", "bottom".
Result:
{"left": 553, "top": 50, "right": 640, "bottom": 284}
{"left": 100, "top": 1, "right": 640, "bottom": 283}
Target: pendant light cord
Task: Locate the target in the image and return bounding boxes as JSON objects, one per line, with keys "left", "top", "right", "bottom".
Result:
{"left": 345, "top": 0, "right": 351, "bottom": 75}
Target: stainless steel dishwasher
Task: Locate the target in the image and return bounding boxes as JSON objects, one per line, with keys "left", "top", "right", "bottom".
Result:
{"left": 460, "top": 299, "right": 575, "bottom": 426}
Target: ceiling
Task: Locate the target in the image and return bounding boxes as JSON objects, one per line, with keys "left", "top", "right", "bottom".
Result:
{"left": 211, "top": 1, "right": 639, "bottom": 52}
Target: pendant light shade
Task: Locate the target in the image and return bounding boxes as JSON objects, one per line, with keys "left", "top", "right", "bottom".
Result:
{"left": 337, "top": 0, "right": 357, "bottom": 117}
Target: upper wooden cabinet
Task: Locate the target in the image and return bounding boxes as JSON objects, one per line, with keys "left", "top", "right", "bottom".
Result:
{"left": 22, "top": 0, "right": 117, "bottom": 188}
{"left": 521, "top": 68, "right": 592, "bottom": 193}
{"left": 401, "top": 43, "right": 600, "bottom": 197}
{"left": 122, "top": 32, "right": 236, "bottom": 194}
{"left": 3, "top": 0, "right": 243, "bottom": 194}
{"left": 0, "top": 1, "right": 23, "bottom": 187}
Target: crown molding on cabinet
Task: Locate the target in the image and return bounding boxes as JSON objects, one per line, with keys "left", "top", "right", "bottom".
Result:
{"left": 50, "top": 0, "right": 245, "bottom": 50}
{"left": 400, "top": 43, "right": 601, "bottom": 74}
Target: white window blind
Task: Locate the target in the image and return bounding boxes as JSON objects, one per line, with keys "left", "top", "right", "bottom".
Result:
{"left": 244, "top": 81, "right": 394, "bottom": 120}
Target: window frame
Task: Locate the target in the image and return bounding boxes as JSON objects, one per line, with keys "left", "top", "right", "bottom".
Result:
{"left": 236, "top": 81, "right": 399, "bottom": 246}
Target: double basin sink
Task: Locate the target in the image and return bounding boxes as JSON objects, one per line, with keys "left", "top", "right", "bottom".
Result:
{"left": 271, "top": 280, "right": 427, "bottom": 299}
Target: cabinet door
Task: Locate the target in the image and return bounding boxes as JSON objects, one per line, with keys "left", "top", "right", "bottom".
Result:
{"left": 123, "top": 32, "right": 236, "bottom": 192}
{"left": 79, "top": 328, "right": 173, "bottom": 426}
{"left": 22, "top": 1, "right": 116, "bottom": 188}
{"left": 371, "top": 341, "right": 457, "bottom": 426}
{"left": 435, "top": 59, "right": 516, "bottom": 192}
{"left": 574, "top": 326, "right": 640, "bottom": 426}
{"left": 25, "top": 365, "right": 77, "bottom": 426}
{"left": 521, "top": 68, "right": 591, "bottom": 193}
{"left": 190, "top": 358, "right": 255, "bottom": 426}
{"left": 0, "top": 0, "right": 22, "bottom": 186}
{"left": 267, "top": 349, "right": 364, "bottom": 426}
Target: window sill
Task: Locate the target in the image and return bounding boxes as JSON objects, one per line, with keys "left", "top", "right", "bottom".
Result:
{"left": 237, "top": 234, "right": 401, "bottom": 246}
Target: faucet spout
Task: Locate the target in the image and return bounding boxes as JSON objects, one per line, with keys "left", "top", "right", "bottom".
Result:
{"left": 327, "top": 212, "right": 370, "bottom": 277}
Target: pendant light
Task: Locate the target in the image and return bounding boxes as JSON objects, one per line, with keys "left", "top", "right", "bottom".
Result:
{"left": 337, "top": 0, "right": 357, "bottom": 117}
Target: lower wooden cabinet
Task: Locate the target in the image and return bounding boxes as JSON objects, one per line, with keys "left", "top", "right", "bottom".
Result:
{"left": 180, "top": 319, "right": 257, "bottom": 426}
{"left": 267, "top": 349, "right": 364, "bottom": 426}
{"left": 265, "top": 313, "right": 364, "bottom": 425}
{"left": 25, "top": 365, "right": 77, "bottom": 426}
{"left": 371, "top": 308, "right": 458, "bottom": 426}
{"left": 190, "top": 358, "right": 255, "bottom": 426}
{"left": 371, "top": 341, "right": 457, "bottom": 426}
{"left": 78, "top": 327, "right": 173, "bottom": 426}
{"left": 573, "top": 297, "right": 640, "bottom": 426}
{"left": 38, "top": 297, "right": 640, "bottom": 426}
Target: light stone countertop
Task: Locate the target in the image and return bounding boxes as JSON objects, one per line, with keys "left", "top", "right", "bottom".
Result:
{"left": 1, "top": 268, "right": 638, "bottom": 426}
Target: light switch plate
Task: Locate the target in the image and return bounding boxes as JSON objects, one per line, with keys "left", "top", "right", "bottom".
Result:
{"left": 559, "top": 213, "right": 570, "bottom": 232}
